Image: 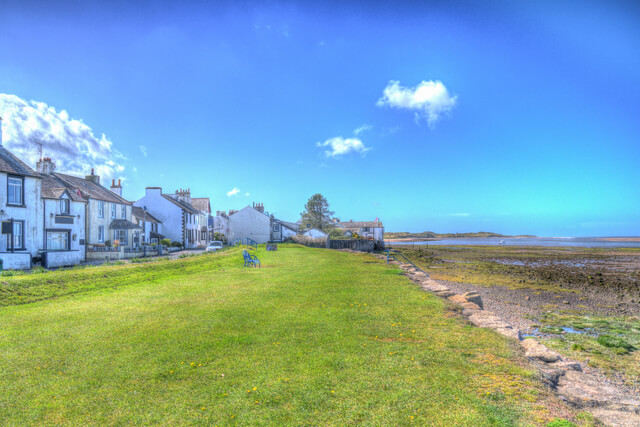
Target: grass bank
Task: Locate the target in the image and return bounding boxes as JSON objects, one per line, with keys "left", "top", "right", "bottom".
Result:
{"left": 0, "top": 245, "right": 579, "bottom": 425}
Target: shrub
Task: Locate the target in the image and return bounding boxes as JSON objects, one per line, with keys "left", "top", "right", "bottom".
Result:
{"left": 547, "top": 420, "right": 576, "bottom": 427}
{"left": 160, "top": 239, "right": 171, "bottom": 247}
{"left": 597, "top": 335, "right": 635, "bottom": 352}
{"left": 171, "top": 241, "right": 183, "bottom": 248}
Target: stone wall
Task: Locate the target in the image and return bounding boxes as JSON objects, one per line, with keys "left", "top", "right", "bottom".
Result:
{"left": 0, "top": 252, "right": 32, "bottom": 270}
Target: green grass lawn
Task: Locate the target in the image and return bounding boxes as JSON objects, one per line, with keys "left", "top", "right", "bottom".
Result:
{"left": 0, "top": 245, "right": 576, "bottom": 425}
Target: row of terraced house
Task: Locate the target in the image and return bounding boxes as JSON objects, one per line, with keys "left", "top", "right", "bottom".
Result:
{"left": 0, "top": 120, "right": 215, "bottom": 269}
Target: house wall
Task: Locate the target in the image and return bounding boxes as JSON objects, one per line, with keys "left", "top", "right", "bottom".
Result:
{"left": 44, "top": 250, "right": 83, "bottom": 268}
{"left": 42, "top": 194, "right": 86, "bottom": 265}
{"left": 135, "top": 188, "right": 183, "bottom": 244}
{"left": 0, "top": 252, "right": 31, "bottom": 269}
{"left": 86, "top": 199, "right": 133, "bottom": 247}
{"left": 228, "top": 207, "right": 270, "bottom": 244}
{"left": 213, "top": 215, "right": 229, "bottom": 238}
{"left": 303, "top": 228, "right": 328, "bottom": 238}
{"left": 0, "top": 173, "right": 42, "bottom": 257}
{"left": 282, "top": 227, "right": 297, "bottom": 240}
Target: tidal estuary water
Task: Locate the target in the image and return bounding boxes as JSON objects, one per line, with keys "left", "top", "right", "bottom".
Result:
{"left": 386, "top": 237, "right": 640, "bottom": 249}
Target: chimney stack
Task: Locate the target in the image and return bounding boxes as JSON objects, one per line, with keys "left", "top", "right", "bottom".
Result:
{"left": 253, "top": 202, "right": 264, "bottom": 213}
{"left": 85, "top": 168, "right": 100, "bottom": 185}
{"left": 36, "top": 157, "right": 56, "bottom": 175}
{"left": 110, "top": 178, "right": 122, "bottom": 197}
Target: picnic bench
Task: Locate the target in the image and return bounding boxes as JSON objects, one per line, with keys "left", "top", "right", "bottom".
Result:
{"left": 243, "top": 250, "right": 261, "bottom": 267}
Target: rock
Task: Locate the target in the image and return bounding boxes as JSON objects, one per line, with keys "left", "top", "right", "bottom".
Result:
{"left": 448, "top": 294, "right": 468, "bottom": 305}
{"left": 590, "top": 409, "right": 640, "bottom": 427}
{"left": 462, "top": 291, "right": 483, "bottom": 309}
{"left": 433, "top": 290, "right": 456, "bottom": 298}
{"left": 494, "top": 327, "right": 522, "bottom": 340}
{"left": 525, "top": 296, "right": 530, "bottom": 301}
{"left": 467, "top": 311, "right": 512, "bottom": 330}
{"left": 459, "top": 301, "right": 481, "bottom": 311}
{"left": 549, "top": 361, "right": 582, "bottom": 372}
{"left": 521, "top": 338, "right": 562, "bottom": 363}
{"left": 563, "top": 300, "right": 570, "bottom": 305}
{"left": 557, "top": 370, "right": 640, "bottom": 409}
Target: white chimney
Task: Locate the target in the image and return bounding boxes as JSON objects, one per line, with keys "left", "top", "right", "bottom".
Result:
{"left": 145, "top": 187, "right": 162, "bottom": 197}
{"left": 110, "top": 178, "right": 122, "bottom": 197}
{"left": 36, "top": 157, "right": 56, "bottom": 175}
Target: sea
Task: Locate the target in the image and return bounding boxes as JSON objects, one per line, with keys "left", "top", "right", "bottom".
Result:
{"left": 385, "top": 237, "right": 640, "bottom": 249}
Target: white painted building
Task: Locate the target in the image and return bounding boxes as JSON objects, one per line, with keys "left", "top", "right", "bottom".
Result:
{"left": 228, "top": 203, "right": 298, "bottom": 244}
{"left": 38, "top": 159, "right": 86, "bottom": 267}
{"left": 191, "top": 197, "right": 212, "bottom": 246}
{"left": 132, "top": 206, "right": 163, "bottom": 246}
{"left": 134, "top": 187, "right": 204, "bottom": 249}
{"left": 302, "top": 228, "right": 328, "bottom": 239}
{"left": 0, "top": 133, "right": 43, "bottom": 269}
{"left": 337, "top": 220, "right": 385, "bottom": 243}
{"left": 213, "top": 211, "right": 230, "bottom": 241}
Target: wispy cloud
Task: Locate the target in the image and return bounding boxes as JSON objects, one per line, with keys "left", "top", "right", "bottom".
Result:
{"left": 354, "top": 124, "right": 372, "bottom": 136}
{"left": 0, "top": 93, "right": 126, "bottom": 178}
{"left": 450, "top": 213, "right": 470, "bottom": 217}
{"left": 317, "top": 137, "right": 370, "bottom": 158}
{"left": 377, "top": 80, "right": 457, "bottom": 128}
{"left": 227, "top": 187, "right": 241, "bottom": 197}
{"left": 140, "top": 145, "right": 147, "bottom": 157}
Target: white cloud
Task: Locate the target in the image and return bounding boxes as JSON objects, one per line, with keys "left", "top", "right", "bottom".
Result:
{"left": 227, "top": 187, "right": 241, "bottom": 197}
{"left": 354, "top": 124, "right": 372, "bottom": 136}
{"left": 140, "top": 145, "right": 147, "bottom": 157}
{"left": 376, "top": 80, "right": 457, "bottom": 128}
{"left": 450, "top": 213, "right": 470, "bottom": 217}
{"left": 317, "top": 137, "right": 370, "bottom": 158}
{"left": 245, "top": 192, "right": 250, "bottom": 196}
{"left": 0, "top": 93, "right": 125, "bottom": 178}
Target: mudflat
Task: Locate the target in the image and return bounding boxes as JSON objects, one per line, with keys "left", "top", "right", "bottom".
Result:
{"left": 400, "top": 245, "right": 640, "bottom": 390}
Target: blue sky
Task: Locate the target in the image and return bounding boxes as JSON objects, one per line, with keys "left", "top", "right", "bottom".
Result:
{"left": 1, "top": 0, "right": 639, "bottom": 236}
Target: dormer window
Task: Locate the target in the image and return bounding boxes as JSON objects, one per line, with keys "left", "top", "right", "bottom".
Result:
{"left": 61, "top": 199, "right": 70, "bottom": 215}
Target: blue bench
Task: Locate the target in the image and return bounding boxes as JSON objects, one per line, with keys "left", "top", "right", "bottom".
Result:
{"left": 243, "top": 250, "right": 260, "bottom": 267}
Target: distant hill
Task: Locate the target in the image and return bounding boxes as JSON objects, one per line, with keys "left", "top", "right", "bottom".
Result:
{"left": 385, "top": 231, "right": 537, "bottom": 239}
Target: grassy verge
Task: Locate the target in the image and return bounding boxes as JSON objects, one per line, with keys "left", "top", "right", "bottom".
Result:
{"left": 0, "top": 245, "right": 580, "bottom": 425}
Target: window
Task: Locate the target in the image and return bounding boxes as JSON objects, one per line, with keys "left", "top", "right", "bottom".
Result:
{"left": 46, "top": 230, "right": 69, "bottom": 250}
{"left": 111, "top": 203, "right": 117, "bottom": 219}
{"left": 7, "top": 176, "right": 23, "bottom": 206}
{"left": 98, "top": 201, "right": 104, "bottom": 218}
{"left": 201, "top": 231, "right": 206, "bottom": 240}
{"left": 121, "top": 205, "right": 126, "bottom": 219}
{"left": 12, "top": 221, "right": 24, "bottom": 249}
{"left": 113, "top": 229, "right": 127, "bottom": 244}
{"left": 60, "top": 199, "right": 70, "bottom": 214}
{"left": 152, "top": 222, "right": 158, "bottom": 232}
{"left": 98, "top": 225, "right": 105, "bottom": 243}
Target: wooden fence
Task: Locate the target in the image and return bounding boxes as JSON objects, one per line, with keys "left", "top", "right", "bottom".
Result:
{"left": 328, "top": 239, "right": 376, "bottom": 252}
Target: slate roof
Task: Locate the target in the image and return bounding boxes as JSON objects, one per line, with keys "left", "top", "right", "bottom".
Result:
{"left": 275, "top": 220, "right": 299, "bottom": 231}
{"left": 191, "top": 197, "right": 211, "bottom": 214}
{"left": 40, "top": 173, "right": 87, "bottom": 202}
{"left": 161, "top": 194, "right": 199, "bottom": 214}
{"left": 337, "top": 221, "right": 384, "bottom": 229}
{"left": 53, "top": 172, "right": 131, "bottom": 204}
{"left": 110, "top": 219, "right": 141, "bottom": 230}
{"left": 0, "top": 146, "right": 39, "bottom": 177}
{"left": 132, "top": 206, "right": 162, "bottom": 224}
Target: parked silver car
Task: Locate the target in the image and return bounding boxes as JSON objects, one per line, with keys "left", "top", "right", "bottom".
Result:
{"left": 205, "top": 241, "right": 224, "bottom": 252}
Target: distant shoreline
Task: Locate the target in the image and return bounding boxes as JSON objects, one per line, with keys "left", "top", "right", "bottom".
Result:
{"left": 384, "top": 236, "right": 640, "bottom": 243}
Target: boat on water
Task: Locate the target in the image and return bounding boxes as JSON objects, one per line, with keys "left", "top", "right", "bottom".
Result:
{"left": 498, "top": 240, "right": 506, "bottom": 245}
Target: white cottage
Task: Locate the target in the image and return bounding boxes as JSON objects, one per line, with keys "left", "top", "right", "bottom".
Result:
{"left": 37, "top": 158, "right": 87, "bottom": 267}
{"left": 228, "top": 203, "right": 297, "bottom": 244}
{"left": 337, "top": 220, "right": 385, "bottom": 243}
{"left": 131, "top": 206, "right": 163, "bottom": 246}
{"left": 0, "top": 140, "right": 43, "bottom": 269}
{"left": 135, "top": 187, "right": 203, "bottom": 249}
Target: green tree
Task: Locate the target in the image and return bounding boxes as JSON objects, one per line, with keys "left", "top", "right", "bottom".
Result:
{"left": 300, "top": 193, "right": 335, "bottom": 232}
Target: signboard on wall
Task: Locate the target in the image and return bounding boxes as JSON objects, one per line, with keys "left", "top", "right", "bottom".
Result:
{"left": 1, "top": 221, "right": 12, "bottom": 234}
